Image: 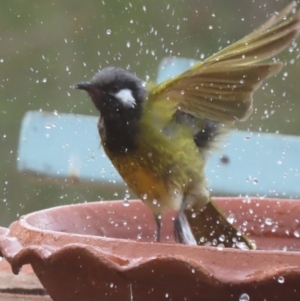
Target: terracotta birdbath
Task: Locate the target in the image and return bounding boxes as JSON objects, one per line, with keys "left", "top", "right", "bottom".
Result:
{"left": 1, "top": 197, "right": 300, "bottom": 301}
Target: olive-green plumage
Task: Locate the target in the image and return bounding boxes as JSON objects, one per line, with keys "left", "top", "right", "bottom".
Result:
{"left": 76, "top": 2, "right": 300, "bottom": 249}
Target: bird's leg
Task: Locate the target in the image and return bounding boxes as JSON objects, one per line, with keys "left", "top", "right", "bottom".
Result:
{"left": 154, "top": 214, "right": 162, "bottom": 242}
{"left": 174, "top": 200, "right": 197, "bottom": 245}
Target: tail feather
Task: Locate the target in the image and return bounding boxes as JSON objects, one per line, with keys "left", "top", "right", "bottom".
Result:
{"left": 174, "top": 200, "right": 256, "bottom": 250}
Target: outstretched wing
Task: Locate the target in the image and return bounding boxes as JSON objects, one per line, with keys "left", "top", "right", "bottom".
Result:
{"left": 149, "top": 2, "right": 300, "bottom": 124}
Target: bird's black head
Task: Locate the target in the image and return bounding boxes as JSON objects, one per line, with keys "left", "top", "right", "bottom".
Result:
{"left": 75, "top": 67, "right": 147, "bottom": 154}
{"left": 75, "top": 67, "right": 147, "bottom": 118}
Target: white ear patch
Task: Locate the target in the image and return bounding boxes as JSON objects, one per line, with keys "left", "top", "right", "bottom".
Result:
{"left": 114, "top": 89, "right": 136, "bottom": 108}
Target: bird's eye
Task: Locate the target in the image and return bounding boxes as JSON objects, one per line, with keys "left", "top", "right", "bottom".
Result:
{"left": 110, "top": 86, "right": 119, "bottom": 94}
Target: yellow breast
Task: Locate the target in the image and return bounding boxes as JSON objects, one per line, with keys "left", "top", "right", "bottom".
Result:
{"left": 110, "top": 153, "right": 182, "bottom": 215}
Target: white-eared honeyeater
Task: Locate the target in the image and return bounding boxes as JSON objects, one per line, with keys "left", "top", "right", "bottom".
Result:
{"left": 76, "top": 2, "right": 300, "bottom": 249}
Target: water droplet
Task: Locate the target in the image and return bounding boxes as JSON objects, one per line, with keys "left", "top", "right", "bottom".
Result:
{"left": 42, "top": 78, "right": 47, "bottom": 83}
{"left": 217, "top": 244, "right": 224, "bottom": 251}
{"left": 153, "top": 199, "right": 158, "bottom": 205}
{"left": 239, "top": 293, "right": 250, "bottom": 301}
{"left": 236, "top": 242, "right": 249, "bottom": 250}
{"left": 126, "top": 41, "right": 130, "bottom": 48}
{"left": 199, "top": 236, "right": 205, "bottom": 243}
{"left": 191, "top": 268, "right": 195, "bottom": 273}
{"left": 123, "top": 200, "right": 130, "bottom": 207}
{"left": 264, "top": 218, "right": 273, "bottom": 226}
{"left": 219, "top": 234, "right": 225, "bottom": 242}
{"left": 227, "top": 213, "right": 235, "bottom": 224}
{"left": 165, "top": 293, "right": 169, "bottom": 298}
{"left": 271, "top": 225, "right": 278, "bottom": 233}
{"left": 293, "top": 230, "right": 300, "bottom": 238}
{"left": 110, "top": 283, "right": 114, "bottom": 288}
{"left": 142, "top": 194, "right": 147, "bottom": 200}
{"left": 106, "top": 29, "right": 112, "bottom": 35}
{"left": 278, "top": 276, "right": 285, "bottom": 283}
{"left": 124, "top": 189, "right": 130, "bottom": 201}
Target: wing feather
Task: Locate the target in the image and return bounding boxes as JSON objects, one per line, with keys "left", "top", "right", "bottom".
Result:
{"left": 149, "top": 2, "right": 300, "bottom": 124}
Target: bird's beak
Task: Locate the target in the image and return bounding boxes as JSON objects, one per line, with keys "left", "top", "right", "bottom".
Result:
{"left": 74, "top": 82, "right": 93, "bottom": 91}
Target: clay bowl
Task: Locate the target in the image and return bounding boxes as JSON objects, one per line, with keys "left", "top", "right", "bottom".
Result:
{"left": 1, "top": 198, "right": 300, "bottom": 301}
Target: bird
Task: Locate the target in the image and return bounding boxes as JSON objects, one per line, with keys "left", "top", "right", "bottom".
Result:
{"left": 76, "top": 2, "right": 300, "bottom": 249}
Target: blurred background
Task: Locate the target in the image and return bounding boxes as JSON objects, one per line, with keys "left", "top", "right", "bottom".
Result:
{"left": 1, "top": 0, "right": 299, "bottom": 226}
